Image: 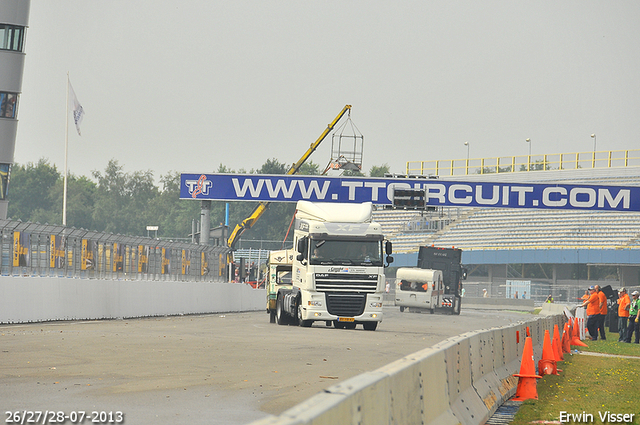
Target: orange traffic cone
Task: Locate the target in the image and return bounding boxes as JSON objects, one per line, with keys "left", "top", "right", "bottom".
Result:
{"left": 570, "top": 317, "right": 588, "bottom": 347}
{"left": 553, "top": 325, "right": 564, "bottom": 361}
{"left": 513, "top": 336, "right": 542, "bottom": 401}
{"left": 538, "top": 329, "right": 558, "bottom": 376}
{"left": 562, "top": 323, "right": 571, "bottom": 354}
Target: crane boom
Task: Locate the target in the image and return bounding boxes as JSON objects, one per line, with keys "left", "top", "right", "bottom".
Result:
{"left": 226, "top": 105, "right": 352, "bottom": 253}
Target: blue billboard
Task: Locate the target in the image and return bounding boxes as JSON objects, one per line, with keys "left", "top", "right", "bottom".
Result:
{"left": 180, "top": 173, "right": 640, "bottom": 212}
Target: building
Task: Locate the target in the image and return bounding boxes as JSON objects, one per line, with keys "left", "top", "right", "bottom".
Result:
{"left": 0, "top": 0, "right": 30, "bottom": 218}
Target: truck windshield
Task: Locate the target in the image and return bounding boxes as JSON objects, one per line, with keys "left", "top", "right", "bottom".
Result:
{"left": 309, "top": 239, "right": 382, "bottom": 266}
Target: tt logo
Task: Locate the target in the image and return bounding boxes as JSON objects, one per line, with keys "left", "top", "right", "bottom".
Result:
{"left": 186, "top": 175, "right": 213, "bottom": 198}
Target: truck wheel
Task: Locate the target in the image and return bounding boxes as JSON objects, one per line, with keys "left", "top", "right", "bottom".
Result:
{"left": 269, "top": 310, "right": 276, "bottom": 324}
{"left": 363, "top": 322, "right": 378, "bottom": 331}
{"left": 430, "top": 308, "right": 435, "bottom": 314}
{"left": 399, "top": 306, "right": 405, "bottom": 313}
{"left": 297, "top": 301, "right": 312, "bottom": 327}
{"left": 276, "top": 294, "right": 287, "bottom": 325}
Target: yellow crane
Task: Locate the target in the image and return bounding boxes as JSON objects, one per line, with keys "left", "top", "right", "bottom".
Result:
{"left": 226, "top": 105, "right": 352, "bottom": 261}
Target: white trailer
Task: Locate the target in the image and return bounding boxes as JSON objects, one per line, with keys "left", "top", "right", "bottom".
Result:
{"left": 395, "top": 267, "right": 449, "bottom": 314}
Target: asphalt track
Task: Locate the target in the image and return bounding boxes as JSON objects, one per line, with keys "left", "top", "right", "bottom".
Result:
{"left": 0, "top": 307, "right": 531, "bottom": 425}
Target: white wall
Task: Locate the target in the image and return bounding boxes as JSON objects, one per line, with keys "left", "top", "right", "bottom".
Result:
{"left": 0, "top": 276, "right": 265, "bottom": 323}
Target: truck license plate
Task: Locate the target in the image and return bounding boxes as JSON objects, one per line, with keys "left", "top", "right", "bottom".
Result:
{"left": 338, "top": 317, "right": 355, "bottom": 322}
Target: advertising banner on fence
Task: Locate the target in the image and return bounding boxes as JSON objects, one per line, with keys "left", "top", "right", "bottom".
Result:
{"left": 180, "top": 173, "right": 640, "bottom": 212}
{"left": 81, "top": 239, "right": 96, "bottom": 271}
{"left": 201, "top": 252, "right": 209, "bottom": 276}
{"left": 50, "top": 235, "right": 65, "bottom": 269}
{"left": 13, "top": 231, "right": 29, "bottom": 267}
{"left": 138, "top": 245, "right": 149, "bottom": 273}
{"left": 181, "top": 249, "right": 190, "bottom": 275}
{"left": 112, "top": 243, "right": 124, "bottom": 272}
{"left": 161, "top": 248, "right": 171, "bottom": 274}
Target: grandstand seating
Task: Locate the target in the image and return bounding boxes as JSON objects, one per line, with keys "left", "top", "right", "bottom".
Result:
{"left": 373, "top": 166, "right": 640, "bottom": 253}
{"left": 433, "top": 209, "right": 640, "bottom": 250}
{"left": 374, "top": 206, "right": 640, "bottom": 253}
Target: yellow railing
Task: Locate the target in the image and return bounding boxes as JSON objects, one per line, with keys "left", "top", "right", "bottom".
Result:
{"left": 406, "top": 149, "right": 640, "bottom": 177}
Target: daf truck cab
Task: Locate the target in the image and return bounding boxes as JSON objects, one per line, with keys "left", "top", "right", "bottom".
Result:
{"left": 269, "top": 201, "right": 393, "bottom": 331}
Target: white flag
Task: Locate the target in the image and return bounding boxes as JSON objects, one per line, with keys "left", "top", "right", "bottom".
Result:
{"left": 68, "top": 81, "right": 84, "bottom": 136}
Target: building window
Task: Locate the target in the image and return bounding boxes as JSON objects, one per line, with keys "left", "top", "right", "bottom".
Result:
{"left": 0, "top": 92, "right": 18, "bottom": 118}
{"left": 0, "top": 24, "right": 24, "bottom": 52}
{"left": 0, "top": 163, "right": 9, "bottom": 200}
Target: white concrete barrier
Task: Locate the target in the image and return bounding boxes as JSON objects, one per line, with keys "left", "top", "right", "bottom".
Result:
{"left": 248, "top": 315, "right": 564, "bottom": 425}
{"left": 0, "top": 276, "right": 265, "bottom": 323}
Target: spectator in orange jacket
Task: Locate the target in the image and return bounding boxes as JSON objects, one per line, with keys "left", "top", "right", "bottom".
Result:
{"left": 580, "top": 290, "right": 589, "bottom": 302}
{"left": 595, "top": 285, "right": 607, "bottom": 341}
{"left": 617, "top": 288, "right": 631, "bottom": 342}
{"left": 582, "top": 286, "right": 600, "bottom": 340}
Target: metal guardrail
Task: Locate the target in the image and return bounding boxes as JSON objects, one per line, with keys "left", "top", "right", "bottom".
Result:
{"left": 407, "top": 149, "right": 640, "bottom": 176}
{"left": 0, "top": 219, "right": 230, "bottom": 281}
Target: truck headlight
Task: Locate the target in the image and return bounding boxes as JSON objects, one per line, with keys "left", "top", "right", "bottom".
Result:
{"left": 370, "top": 302, "right": 382, "bottom": 308}
{"left": 308, "top": 301, "right": 323, "bottom": 307}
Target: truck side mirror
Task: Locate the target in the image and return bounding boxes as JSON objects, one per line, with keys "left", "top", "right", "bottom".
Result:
{"left": 385, "top": 255, "right": 394, "bottom": 267}
{"left": 385, "top": 240, "right": 393, "bottom": 255}
{"left": 462, "top": 268, "right": 468, "bottom": 280}
{"left": 296, "top": 237, "right": 308, "bottom": 262}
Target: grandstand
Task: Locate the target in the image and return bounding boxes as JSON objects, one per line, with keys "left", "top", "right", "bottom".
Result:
{"left": 377, "top": 208, "right": 640, "bottom": 252}
{"left": 376, "top": 150, "right": 640, "bottom": 302}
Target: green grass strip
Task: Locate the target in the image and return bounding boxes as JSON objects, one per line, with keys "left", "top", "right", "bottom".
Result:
{"left": 511, "top": 340, "right": 640, "bottom": 424}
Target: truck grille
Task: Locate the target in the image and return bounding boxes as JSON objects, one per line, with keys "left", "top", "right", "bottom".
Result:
{"left": 326, "top": 293, "right": 366, "bottom": 317}
{"left": 314, "top": 273, "right": 378, "bottom": 293}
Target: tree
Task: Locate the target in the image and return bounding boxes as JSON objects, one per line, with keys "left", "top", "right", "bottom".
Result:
{"left": 92, "top": 159, "right": 159, "bottom": 235}
{"left": 258, "top": 158, "right": 288, "bottom": 174}
{"left": 216, "top": 163, "right": 235, "bottom": 173}
{"left": 7, "top": 159, "right": 61, "bottom": 222}
{"left": 44, "top": 174, "right": 97, "bottom": 229}
{"left": 369, "top": 164, "right": 390, "bottom": 177}
{"left": 297, "top": 160, "right": 320, "bottom": 175}
{"left": 146, "top": 171, "right": 201, "bottom": 238}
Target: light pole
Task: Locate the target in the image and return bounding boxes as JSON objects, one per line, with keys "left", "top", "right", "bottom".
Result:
{"left": 591, "top": 134, "right": 596, "bottom": 168}
{"left": 464, "top": 141, "right": 470, "bottom": 174}
{"left": 525, "top": 138, "right": 531, "bottom": 171}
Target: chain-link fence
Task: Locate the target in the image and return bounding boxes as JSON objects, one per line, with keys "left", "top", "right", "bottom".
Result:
{"left": 0, "top": 219, "right": 230, "bottom": 281}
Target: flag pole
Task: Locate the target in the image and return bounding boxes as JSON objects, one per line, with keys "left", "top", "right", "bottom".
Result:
{"left": 63, "top": 72, "right": 69, "bottom": 226}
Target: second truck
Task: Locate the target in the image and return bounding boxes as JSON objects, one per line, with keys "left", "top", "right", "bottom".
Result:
{"left": 266, "top": 200, "right": 393, "bottom": 331}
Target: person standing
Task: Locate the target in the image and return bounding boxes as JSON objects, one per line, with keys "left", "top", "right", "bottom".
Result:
{"left": 617, "top": 288, "right": 631, "bottom": 342}
{"left": 580, "top": 290, "right": 589, "bottom": 302}
{"left": 595, "top": 285, "right": 607, "bottom": 341}
{"left": 624, "top": 291, "right": 640, "bottom": 344}
{"left": 581, "top": 286, "right": 600, "bottom": 340}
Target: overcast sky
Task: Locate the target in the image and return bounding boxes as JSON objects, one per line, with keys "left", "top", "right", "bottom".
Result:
{"left": 14, "top": 1, "right": 640, "bottom": 181}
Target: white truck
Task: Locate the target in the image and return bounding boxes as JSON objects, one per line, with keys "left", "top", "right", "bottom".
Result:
{"left": 267, "top": 201, "right": 393, "bottom": 331}
{"left": 395, "top": 267, "right": 453, "bottom": 314}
